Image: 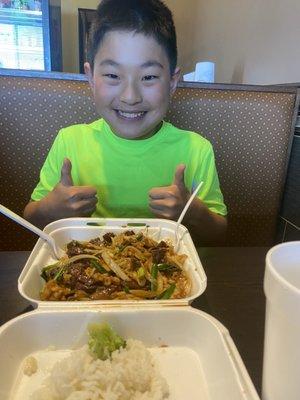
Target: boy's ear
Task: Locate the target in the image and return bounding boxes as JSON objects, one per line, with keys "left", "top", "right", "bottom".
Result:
{"left": 84, "top": 62, "right": 94, "bottom": 90}
{"left": 170, "top": 67, "right": 181, "bottom": 96}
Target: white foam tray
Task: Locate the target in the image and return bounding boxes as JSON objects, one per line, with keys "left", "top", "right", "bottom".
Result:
{"left": 0, "top": 307, "right": 259, "bottom": 400}
{"left": 18, "top": 218, "right": 207, "bottom": 308}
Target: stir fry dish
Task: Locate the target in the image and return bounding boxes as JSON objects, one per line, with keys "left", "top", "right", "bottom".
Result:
{"left": 40, "top": 230, "right": 191, "bottom": 301}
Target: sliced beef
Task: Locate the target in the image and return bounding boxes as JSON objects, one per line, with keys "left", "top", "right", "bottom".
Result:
{"left": 75, "top": 281, "right": 98, "bottom": 293}
{"left": 90, "top": 237, "right": 103, "bottom": 246}
{"left": 151, "top": 246, "right": 167, "bottom": 264}
{"left": 124, "top": 230, "right": 135, "bottom": 236}
{"left": 90, "top": 285, "right": 122, "bottom": 299}
{"left": 103, "top": 232, "right": 115, "bottom": 245}
{"left": 131, "top": 258, "right": 141, "bottom": 270}
{"left": 66, "top": 240, "right": 86, "bottom": 257}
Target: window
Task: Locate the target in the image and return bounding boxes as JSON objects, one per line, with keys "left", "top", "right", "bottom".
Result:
{"left": 0, "top": 0, "right": 59, "bottom": 71}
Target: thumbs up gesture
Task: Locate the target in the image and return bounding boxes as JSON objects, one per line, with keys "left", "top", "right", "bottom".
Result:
{"left": 60, "top": 157, "right": 74, "bottom": 187}
{"left": 149, "top": 164, "right": 190, "bottom": 220}
{"left": 46, "top": 158, "right": 98, "bottom": 219}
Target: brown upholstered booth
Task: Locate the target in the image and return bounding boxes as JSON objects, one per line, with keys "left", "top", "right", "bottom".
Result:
{"left": 0, "top": 70, "right": 299, "bottom": 249}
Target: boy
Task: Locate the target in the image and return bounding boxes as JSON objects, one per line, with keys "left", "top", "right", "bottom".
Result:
{"left": 24, "top": 0, "right": 227, "bottom": 245}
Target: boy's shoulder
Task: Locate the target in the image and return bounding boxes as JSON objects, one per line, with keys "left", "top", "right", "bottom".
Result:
{"left": 58, "top": 119, "right": 103, "bottom": 139}
{"left": 164, "top": 121, "right": 212, "bottom": 149}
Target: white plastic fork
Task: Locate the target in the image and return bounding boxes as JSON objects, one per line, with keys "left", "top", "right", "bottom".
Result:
{"left": 174, "top": 181, "right": 204, "bottom": 251}
{"left": 0, "top": 204, "right": 64, "bottom": 258}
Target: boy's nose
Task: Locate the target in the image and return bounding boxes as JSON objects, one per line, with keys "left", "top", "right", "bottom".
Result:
{"left": 119, "top": 82, "right": 142, "bottom": 105}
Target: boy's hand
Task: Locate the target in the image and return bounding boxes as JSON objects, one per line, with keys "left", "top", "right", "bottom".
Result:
{"left": 46, "top": 158, "right": 98, "bottom": 218}
{"left": 149, "top": 164, "right": 190, "bottom": 220}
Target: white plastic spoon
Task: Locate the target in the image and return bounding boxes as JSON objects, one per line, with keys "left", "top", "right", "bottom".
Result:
{"left": 0, "top": 204, "right": 64, "bottom": 258}
{"left": 174, "top": 181, "right": 204, "bottom": 251}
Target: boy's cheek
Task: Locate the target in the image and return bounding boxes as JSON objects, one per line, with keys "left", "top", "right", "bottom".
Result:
{"left": 143, "top": 84, "right": 170, "bottom": 103}
{"left": 93, "top": 85, "right": 118, "bottom": 103}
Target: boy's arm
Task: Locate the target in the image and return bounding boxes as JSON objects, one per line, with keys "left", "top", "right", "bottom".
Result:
{"left": 149, "top": 164, "right": 227, "bottom": 246}
{"left": 24, "top": 159, "right": 97, "bottom": 229}
{"left": 179, "top": 196, "right": 227, "bottom": 246}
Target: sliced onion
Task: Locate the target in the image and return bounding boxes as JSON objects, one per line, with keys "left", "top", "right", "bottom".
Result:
{"left": 101, "top": 251, "right": 130, "bottom": 281}
{"left": 64, "top": 254, "right": 110, "bottom": 271}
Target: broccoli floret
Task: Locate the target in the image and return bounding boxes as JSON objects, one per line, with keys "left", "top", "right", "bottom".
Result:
{"left": 88, "top": 322, "right": 126, "bottom": 360}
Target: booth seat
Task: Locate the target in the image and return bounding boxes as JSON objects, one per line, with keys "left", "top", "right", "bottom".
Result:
{"left": 0, "top": 71, "right": 299, "bottom": 249}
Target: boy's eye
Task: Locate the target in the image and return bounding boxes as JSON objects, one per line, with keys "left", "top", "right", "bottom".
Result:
{"left": 103, "top": 74, "right": 119, "bottom": 79}
{"left": 142, "top": 75, "right": 158, "bottom": 81}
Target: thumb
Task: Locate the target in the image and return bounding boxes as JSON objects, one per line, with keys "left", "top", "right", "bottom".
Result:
{"left": 60, "top": 158, "right": 73, "bottom": 187}
{"left": 173, "top": 164, "right": 186, "bottom": 189}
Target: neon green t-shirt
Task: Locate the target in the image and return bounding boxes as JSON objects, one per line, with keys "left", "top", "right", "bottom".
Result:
{"left": 31, "top": 119, "right": 227, "bottom": 218}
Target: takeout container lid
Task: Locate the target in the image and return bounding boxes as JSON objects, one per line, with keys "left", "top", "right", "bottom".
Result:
{"left": 0, "top": 306, "right": 260, "bottom": 400}
{"left": 18, "top": 218, "right": 207, "bottom": 309}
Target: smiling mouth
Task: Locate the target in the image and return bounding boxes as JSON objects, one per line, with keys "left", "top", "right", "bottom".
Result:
{"left": 115, "top": 110, "right": 146, "bottom": 120}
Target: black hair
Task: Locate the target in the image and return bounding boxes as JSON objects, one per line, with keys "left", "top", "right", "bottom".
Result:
{"left": 87, "top": 0, "right": 177, "bottom": 73}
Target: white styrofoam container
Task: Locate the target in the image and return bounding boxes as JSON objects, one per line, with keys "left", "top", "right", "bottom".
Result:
{"left": 7, "top": 218, "right": 260, "bottom": 399}
{"left": 18, "top": 218, "right": 207, "bottom": 308}
{"left": 0, "top": 307, "right": 259, "bottom": 400}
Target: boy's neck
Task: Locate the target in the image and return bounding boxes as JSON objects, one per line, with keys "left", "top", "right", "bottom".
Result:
{"left": 109, "top": 120, "right": 164, "bottom": 140}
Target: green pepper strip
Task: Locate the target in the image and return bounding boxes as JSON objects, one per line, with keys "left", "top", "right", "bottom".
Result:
{"left": 124, "top": 285, "right": 130, "bottom": 294}
{"left": 40, "top": 271, "right": 47, "bottom": 281}
{"left": 41, "top": 261, "right": 60, "bottom": 272}
{"left": 40, "top": 261, "right": 61, "bottom": 280}
{"left": 156, "top": 283, "right": 176, "bottom": 299}
{"left": 90, "top": 259, "right": 107, "bottom": 274}
{"left": 157, "top": 263, "right": 179, "bottom": 272}
{"left": 53, "top": 264, "right": 65, "bottom": 281}
{"left": 151, "top": 264, "right": 158, "bottom": 292}
{"left": 117, "top": 244, "right": 126, "bottom": 253}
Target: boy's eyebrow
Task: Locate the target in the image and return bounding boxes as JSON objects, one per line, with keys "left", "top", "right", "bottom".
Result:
{"left": 98, "top": 59, "right": 164, "bottom": 69}
{"left": 99, "top": 59, "right": 120, "bottom": 67}
{"left": 141, "top": 61, "right": 164, "bottom": 69}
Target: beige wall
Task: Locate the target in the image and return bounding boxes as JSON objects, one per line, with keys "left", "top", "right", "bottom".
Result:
{"left": 166, "top": 0, "right": 300, "bottom": 84}
{"left": 163, "top": 0, "right": 199, "bottom": 76}
{"left": 61, "top": 0, "right": 300, "bottom": 84}
{"left": 61, "top": 0, "right": 99, "bottom": 73}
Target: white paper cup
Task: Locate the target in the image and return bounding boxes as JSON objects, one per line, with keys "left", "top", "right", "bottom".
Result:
{"left": 263, "top": 241, "right": 300, "bottom": 400}
{"left": 195, "top": 61, "right": 215, "bottom": 83}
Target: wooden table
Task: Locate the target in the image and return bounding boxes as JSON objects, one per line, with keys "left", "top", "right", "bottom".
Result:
{"left": 0, "top": 247, "right": 268, "bottom": 396}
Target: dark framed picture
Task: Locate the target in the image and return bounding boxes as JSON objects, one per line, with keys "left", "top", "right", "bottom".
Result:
{"left": 78, "top": 8, "right": 97, "bottom": 73}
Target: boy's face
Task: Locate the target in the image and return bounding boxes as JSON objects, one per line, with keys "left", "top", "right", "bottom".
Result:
{"left": 84, "top": 31, "right": 180, "bottom": 140}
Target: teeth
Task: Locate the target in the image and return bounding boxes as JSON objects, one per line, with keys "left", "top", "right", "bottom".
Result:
{"left": 118, "top": 111, "right": 144, "bottom": 119}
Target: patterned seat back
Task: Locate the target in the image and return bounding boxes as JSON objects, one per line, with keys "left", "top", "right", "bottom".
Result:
{"left": 0, "top": 74, "right": 298, "bottom": 249}
{"left": 167, "top": 84, "right": 298, "bottom": 245}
